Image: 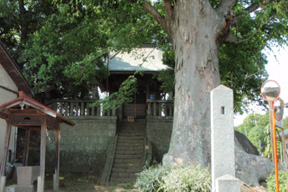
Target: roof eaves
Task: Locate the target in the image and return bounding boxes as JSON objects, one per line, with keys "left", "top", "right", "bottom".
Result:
{"left": 0, "top": 91, "right": 75, "bottom": 126}
{"left": 0, "top": 41, "right": 34, "bottom": 97}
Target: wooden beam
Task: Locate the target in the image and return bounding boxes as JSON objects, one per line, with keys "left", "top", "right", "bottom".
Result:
{"left": 22, "top": 129, "right": 31, "bottom": 166}
{"left": 8, "top": 108, "right": 39, "bottom": 114}
{"left": 11, "top": 115, "right": 44, "bottom": 126}
{"left": 0, "top": 120, "right": 12, "bottom": 177}
{"left": 46, "top": 116, "right": 58, "bottom": 130}
{"left": 37, "top": 117, "right": 47, "bottom": 192}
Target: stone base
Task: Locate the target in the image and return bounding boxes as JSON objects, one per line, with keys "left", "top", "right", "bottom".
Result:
{"left": 215, "top": 174, "right": 240, "bottom": 192}
{"left": 5, "top": 184, "right": 35, "bottom": 192}
{"left": 17, "top": 166, "right": 40, "bottom": 185}
{"left": 1, "top": 176, "right": 6, "bottom": 192}
{"left": 4, "top": 185, "right": 16, "bottom": 192}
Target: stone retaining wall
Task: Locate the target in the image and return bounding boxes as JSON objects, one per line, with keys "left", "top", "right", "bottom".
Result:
{"left": 46, "top": 116, "right": 173, "bottom": 175}
{"left": 146, "top": 116, "right": 173, "bottom": 162}
{"left": 46, "top": 116, "right": 117, "bottom": 177}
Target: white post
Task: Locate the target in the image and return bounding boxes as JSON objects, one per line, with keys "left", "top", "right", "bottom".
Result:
{"left": 0, "top": 176, "right": 6, "bottom": 192}
{"left": 211, "top": 85, "right": 237, "bottom": 191}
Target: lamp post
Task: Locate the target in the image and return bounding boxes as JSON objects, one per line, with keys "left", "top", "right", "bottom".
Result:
{"left": 261, "top": 80, "right": 282, "bottom": 192}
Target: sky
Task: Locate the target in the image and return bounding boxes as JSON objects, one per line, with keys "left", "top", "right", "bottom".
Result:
{"left": 234, "top": 45, "right": 288, "bottom": 126}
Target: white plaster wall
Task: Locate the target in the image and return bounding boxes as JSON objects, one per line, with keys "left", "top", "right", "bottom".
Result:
{"left": 0, "top": 64, "right": 18, "bottom": 164}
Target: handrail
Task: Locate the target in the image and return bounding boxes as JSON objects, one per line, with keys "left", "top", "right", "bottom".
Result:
{"left": 147, "top": 99, "right": 174, "bottom": 117}
{"left": 99, "top": 134, "right": 118, "bottom": 185}
{"left": 46, "top": 99, "right": 116, "bottom": 117}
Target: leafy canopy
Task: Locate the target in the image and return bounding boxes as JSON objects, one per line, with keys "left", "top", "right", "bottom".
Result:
{"left": 1, "top": 0, "right": 287, "bottom": 111}
{"left": 236, "top": 112, "right": 288, "bottom": 156}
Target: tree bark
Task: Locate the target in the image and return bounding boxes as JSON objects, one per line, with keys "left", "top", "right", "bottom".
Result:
{"left": 162, "top": 0, "right": 222, "bottom": 166}
{"left": 141, "top": 0, "right": 275, "bottom": 185}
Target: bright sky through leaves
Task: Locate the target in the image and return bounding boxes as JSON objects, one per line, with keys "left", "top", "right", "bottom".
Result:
{"left": 234, "top": 45, "right": 288, "bottom": 126}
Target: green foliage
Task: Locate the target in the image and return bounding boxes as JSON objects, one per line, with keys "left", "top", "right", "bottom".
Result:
{"left": 134, "top": 164, "right": 211, "bottom": 192}
{"left": 162, "top": 165, "right": 211, "bottom": 192}
{"left": 154, "top": 68, "right": 174, "bottom": 94}
{"left": 1, "top": 0, "right": 288, "bottom": 109}
{"left": 91, "top": 75, "right": 137, "bottom": 111}
{"left": 134, "top": 165, "right": 171, "bottom": 192}
{"left": 236, "top": 113, "right": 288, "bottom": 158}
{"left": 236, "top": 113, "right": 269, "bottom": 153}
{"left": 219, "top": 41, "right": 268, "bottom": 114}
{"left": 19, "top": 2, "right": 109, "bottom": 97}
{"left": 266, "top": 171, "right": 288, "bottom": 192}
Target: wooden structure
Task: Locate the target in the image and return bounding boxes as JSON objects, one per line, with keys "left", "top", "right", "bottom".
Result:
{"left": 99, "top": 46, "right": 169, "bottom": 120}
{"left": 0, "top": 91, "right": 74, "bottom": 192}
{"left": 0, "top": 41, "right": 34, "bottom": 173}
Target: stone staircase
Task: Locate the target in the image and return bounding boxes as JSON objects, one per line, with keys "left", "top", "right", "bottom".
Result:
{"left": 109, "top": 121, "right": 146, "bottom": 185}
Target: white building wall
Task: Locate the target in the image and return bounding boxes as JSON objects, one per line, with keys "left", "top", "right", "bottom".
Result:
{"left": 0, "top": 64, "right": 18, "bottom": 164}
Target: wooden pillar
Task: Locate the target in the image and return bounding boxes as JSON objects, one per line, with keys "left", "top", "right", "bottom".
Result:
{"left": 146, "top": 85, "right": 150, "bottom": 100}
{"left": 0, "top": 120, "right": 12, "bottom": 176}
{"left": 37, "top": 118, "right": 47, "bottom": 192}
{"left": 53, "top": 126, "right": 60, "bottom": 190}
{"left": 0, "top": 120, "right": 12, "bottom": 192}
{"left": 23, "top": 128, "right": 31, "bottom": 166}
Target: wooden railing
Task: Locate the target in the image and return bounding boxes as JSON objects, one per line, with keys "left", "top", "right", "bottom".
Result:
{"left": 46, "top": 99, "right": 116, "bottom": 117}
{"left": 147, "top": 100, "right": 174, "bottom": 117}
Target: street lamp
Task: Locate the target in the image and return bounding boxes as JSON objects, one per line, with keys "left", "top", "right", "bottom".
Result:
{"left": 261, "top": 80, "right": 282, "bottom": 192}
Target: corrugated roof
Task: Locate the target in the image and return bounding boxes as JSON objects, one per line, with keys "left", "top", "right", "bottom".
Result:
{"left": 108, "top": 47, "right": 168, "bottom": 72}
{"left": 0, "top": 41, "right": 34, "bottom": 96}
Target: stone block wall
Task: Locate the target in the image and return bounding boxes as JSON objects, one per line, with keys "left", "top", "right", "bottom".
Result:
{"left": 46, "top": 116, "right": 117, "bottom": 177}
{"left": 146, "top": 116, "right": 173, "bottom": 162}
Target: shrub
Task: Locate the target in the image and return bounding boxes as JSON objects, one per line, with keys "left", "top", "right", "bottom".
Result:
{"left": 134, "top": 164, "right": 211, "bottom": 192}
{"left": 162, "top": 165, "right": 211, "bottom": 192}
{"left": 134, "top": 165, "right": 171, "bottom": 192}
{"left": 266, "top": 171, "right": 288, "bottom": 192}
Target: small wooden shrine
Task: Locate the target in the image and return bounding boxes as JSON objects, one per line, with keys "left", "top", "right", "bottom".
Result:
{"left": 99, "top": 46, "right": 169, "bottom": 120}
{"left": 0, "top": 91, "right": 74, "bottom": 192}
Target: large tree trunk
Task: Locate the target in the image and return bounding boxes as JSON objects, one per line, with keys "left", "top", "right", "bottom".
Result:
{"left": 141, "top": 0, "right": 275, "bottom": 185}
{"left": 163, "top": 1, "right": 222, "bottom": 166}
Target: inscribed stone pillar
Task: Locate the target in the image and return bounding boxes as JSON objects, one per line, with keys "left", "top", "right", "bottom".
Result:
{"left": 211, "top": 85, "right": 235, "bottom": 191}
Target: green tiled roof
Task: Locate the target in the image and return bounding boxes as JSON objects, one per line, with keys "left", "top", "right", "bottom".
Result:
{"left": 108, "top": 47, "right": 168, "bottom": 71}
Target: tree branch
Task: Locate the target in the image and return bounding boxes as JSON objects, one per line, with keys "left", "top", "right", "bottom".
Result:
{"left": 163, "top": 0, "right": 173, "bottom": 22}
{"left": 224, "top": 23, "right": 263, "bottom": 44}
{"left": 216, "top": 0, "right": 238, "bottom": 16}
{"left": 245, "top": 3, "right": 259, "bottom": 13}
{"left": 141, "top": 0, "right": 171, "bottom": 38}
{"left": 235, "top": 24, "right": 262, "bottom": 44}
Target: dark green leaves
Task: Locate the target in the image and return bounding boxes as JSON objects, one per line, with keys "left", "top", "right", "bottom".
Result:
{"left": 91, "top": 75, "right": 138, "bottom": 111}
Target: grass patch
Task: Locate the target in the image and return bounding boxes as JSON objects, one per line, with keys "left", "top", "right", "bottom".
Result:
{"left": 45, "top": 172, "right": 99, "bottom": 191}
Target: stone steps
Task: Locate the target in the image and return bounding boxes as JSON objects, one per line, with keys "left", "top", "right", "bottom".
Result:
{"left": 109, "top": 121, "right": 146, "bottom": 185}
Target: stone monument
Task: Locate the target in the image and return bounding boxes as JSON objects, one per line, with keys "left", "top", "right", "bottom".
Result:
{"left": 211, "top": 85, "right": 240, "bottom": 192}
